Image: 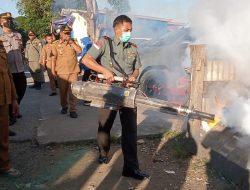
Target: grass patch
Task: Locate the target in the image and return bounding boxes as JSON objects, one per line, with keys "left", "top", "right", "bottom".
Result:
{"left": 161, "top": 130, "right": 181, "bottom": 140}
{"left": 110, "top": 134, "right": 121, "bottom": 144}
{"left": 169, "top": 133, "right": 196, "bottom": 160}
{"left": 145, "top": 130, "right": 182, "bottom": 140}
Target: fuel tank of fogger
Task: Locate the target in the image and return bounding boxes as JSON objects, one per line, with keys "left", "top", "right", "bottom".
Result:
{"left": 71, "top": 81, "right": 137, "bottom": 110}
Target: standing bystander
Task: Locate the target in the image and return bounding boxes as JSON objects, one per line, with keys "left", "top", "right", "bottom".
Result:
{"left": 25, "top": 30, "right": 44, "bottom": 90}
{"left": 0, "top": 12, "right": 27, "bottom": 126}
{"left": 40, "top": 33, "right": 57, "bottom": 96}
{"left": 0, "top": 39, "right": 21, "bottom": 177}
{"left": 51, "top": 25, "right": 82, "bottom": 118}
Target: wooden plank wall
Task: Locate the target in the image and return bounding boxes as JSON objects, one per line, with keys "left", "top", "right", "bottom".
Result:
{"left": 202, "top": 61, "right": 235, "bottom": 114}
{"left": 205, "top": 60, "right": 235, "bottom": 82}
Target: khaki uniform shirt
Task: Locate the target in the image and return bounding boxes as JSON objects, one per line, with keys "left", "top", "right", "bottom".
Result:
{"left": 51, "top": 40, "right": 80, "bottom": 75}
{"left": 87, "top": 37, "right": 142, "bottom": 77}
{"left": 0, "top": 40, "right": 18, "bottom": 106}
{"left": 40, "top": 43, "right": 53, "bottom": 69}
{"left": 0, "top": 32, "right": 25, "bottom": 73}
{"left": 25, "top": 38, "right": 43, "bottom": 62}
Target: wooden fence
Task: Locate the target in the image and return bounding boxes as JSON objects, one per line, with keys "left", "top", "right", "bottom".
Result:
{"left": 188, "top": 44, "right": 235, "bottom": 156}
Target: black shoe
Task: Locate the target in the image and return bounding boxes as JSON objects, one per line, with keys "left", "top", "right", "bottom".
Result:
{"left": 61, "top": 107, "right": 68, "bottom": 114}
{"left": 9, "top": 117, "right": 16, "bottom": 126}
{"left": 9, "top": 130, "right": 16, "bottom": 136}
{"left": 49, "top": 92, "right": 57, "bottom": 96}
{"left": 35, "top": 83, "right": 41, "bottom": 90}
{"left": 83, "top": 100, "right": 91, "bottom": 106}
{"left": 69, "top": 112, "right": 78, "bottom": 118}
{"left": 122, "top": 169, "right": 149, "bottom": 180}
{"left": 29, "top": 84, "right": 37, "bottom": 89}
{"left": 17, "top": 114, "right": 22, "bottom": 119}
{"left": 98, "top": 156, "right": 109, "bottom": 164}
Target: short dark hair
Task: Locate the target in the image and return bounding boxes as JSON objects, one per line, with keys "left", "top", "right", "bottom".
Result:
{"left": 45, "top": 33, "right": 53, "bottom": 38}
{"left": 113, "top": 15, "right": 132, "bottom": 28}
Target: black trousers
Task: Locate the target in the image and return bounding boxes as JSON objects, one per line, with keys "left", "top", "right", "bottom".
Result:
{"left": 12, "top": 72, "right": 27, "bottom": 104}
{"left": 81, "top": 69, "right": 91, "bottom": 82}
{"left": 9, "top": 72, "right": 27, "bottom": 116}
{"left": 98, "top": 107, "right": 139, "bottom": 172}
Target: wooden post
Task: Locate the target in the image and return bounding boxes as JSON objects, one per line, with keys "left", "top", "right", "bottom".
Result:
{"left": 189, "top": 44, "right": 207, "bottom": 157}
{"left": 86, "top": 0, "right": 98, "bottom": 42}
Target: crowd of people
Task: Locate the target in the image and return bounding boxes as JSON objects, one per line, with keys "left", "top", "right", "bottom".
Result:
{"left": 0, "top": 12, "right": 149, "bottom": 180}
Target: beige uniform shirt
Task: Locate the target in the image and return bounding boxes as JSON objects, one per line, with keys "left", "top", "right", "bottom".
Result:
{"left": 0, "top": 40, "right": 17, "bottom": 106}
{"left": 0, "top": 32, "right": 25, "bottom": 73}
{"left": 51, "top": 40, "right": 80, "bottom": 75}
{"left": 40, "top": 43, "right": 53, "bottom": 69}
{"left": 25, "top": 38, "right": 43, "bottom": 62}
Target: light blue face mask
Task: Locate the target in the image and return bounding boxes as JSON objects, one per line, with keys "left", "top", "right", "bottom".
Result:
{"left": 120, "top": 31, "right": 131, "bottom": 43}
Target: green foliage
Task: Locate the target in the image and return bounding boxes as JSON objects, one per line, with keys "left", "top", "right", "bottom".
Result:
{"left": 107, "top": 0, "right": 130, "bottom": 13}
{"left": 16, "top": 0, "right": 54, "bottom": 38}
{"left": 14, "top": 16, "right": 29, "bottom": 45}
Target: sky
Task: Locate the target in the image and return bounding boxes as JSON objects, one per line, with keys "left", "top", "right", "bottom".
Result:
{"left": 1, "top": 0, "right": 195, "bottom": 22}
{"left": 0, "top": 0, "right": 19, "bottom": 17}
{"left": 98, "top": 0, "right": 195, "bottom": 22}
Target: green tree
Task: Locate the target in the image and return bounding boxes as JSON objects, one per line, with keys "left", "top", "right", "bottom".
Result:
{"left": 14, "top": 16, "right": 29, "bottom": 45}
{"left": 107, "top": 0, "right": 131, "bottom": 13}
{"left": 16, "top": 0, "right": 54, "bottom": 38}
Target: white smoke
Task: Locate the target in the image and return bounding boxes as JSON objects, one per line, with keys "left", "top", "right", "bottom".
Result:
{"left": 222, "top": 97, "right": 250, "bottom": 135}
{"left": 190, "top": 0, "right": 250, "bottom": 82}
{"left": 189, "top": 0, "right": 250, "bottom": 135}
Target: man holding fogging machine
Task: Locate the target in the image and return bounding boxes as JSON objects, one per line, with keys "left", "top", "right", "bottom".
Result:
{"left": 82, "top": 15, "right": 149, "bottom": 180}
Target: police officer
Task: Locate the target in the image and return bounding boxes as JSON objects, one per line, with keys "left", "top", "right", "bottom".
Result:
{"left": 40, "top": 33, "right": 57, "bottom": 96}
{"left": 82, "top": 15, "right": 149, "bottom": 180}
{"left": 0, "top": 39, "right": 21, "bottom": 177}
{"left": 0, "top": 12, "right": 27, "bottom": 122}
{"left": 51, "top": 25, "right": 82, "bottom": 118}
{"left": 25, "top": 30, "right": 44, "bottom": 90}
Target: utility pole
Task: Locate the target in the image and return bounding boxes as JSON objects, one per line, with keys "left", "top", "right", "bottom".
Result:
{"left": 85, "top": 0, "right": 99, "bottom": 42}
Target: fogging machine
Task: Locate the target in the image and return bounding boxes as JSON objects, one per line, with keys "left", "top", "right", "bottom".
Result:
{"left": 71, "top": 75, "right": 214, "bottom": 121}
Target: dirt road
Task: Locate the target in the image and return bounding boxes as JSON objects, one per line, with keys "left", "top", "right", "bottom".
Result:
{"left": 0, "top": 133, "right": 236, "bottom": 190}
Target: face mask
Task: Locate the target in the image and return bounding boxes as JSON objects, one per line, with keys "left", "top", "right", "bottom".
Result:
{"left": 3, "top": 20, "right": 13, "bottom": 29}
{"left": 120, "top": 31, "right": 131, "bottom": 43}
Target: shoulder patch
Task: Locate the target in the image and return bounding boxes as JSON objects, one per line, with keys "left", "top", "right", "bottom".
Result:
{"left": 93, "top": 41, "right": 101, "bottom": 50}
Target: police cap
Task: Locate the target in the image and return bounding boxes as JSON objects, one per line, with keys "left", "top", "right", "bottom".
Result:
{"left": 60, "top": 25, "right": 72, "bottom": 33}
{"left": 0, "top": 12, "right": 12, "bottom": 20}
{"left": 28, "top": 30, "right": 36, "bottom": 36}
